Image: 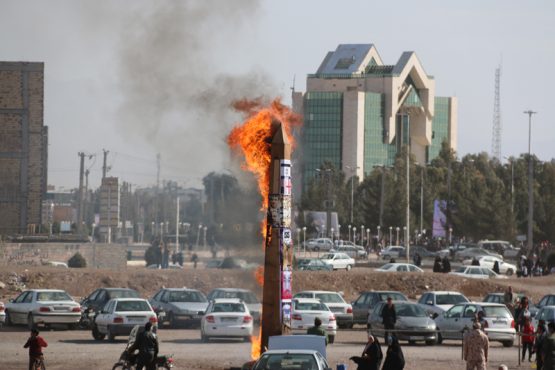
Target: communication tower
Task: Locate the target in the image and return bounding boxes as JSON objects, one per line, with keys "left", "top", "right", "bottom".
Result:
{"left": 491, "top": 65, "right": 502, "bottom": 160}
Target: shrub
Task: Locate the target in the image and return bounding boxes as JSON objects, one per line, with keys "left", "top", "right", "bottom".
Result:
{"left": 144, "top": 245, "right": 161, "bottom": 266}
{"left": 68, "top": 252, "right": 87, "bottom": 268}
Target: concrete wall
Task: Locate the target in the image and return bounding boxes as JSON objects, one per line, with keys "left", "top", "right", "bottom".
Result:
{"left": 0, "top": 242, "right": 127, "bottom": 269}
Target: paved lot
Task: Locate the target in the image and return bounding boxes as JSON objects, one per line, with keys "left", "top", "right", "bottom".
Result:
{"left": 0, "top": 325, "right": 531, "bottom": 369}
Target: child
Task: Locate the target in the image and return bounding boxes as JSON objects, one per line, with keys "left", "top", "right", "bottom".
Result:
{"left": 24, "top": 328, "right": 48, "bottom": 370}
{"left": 521, "top": 317, "right": 534, "bottom": 362}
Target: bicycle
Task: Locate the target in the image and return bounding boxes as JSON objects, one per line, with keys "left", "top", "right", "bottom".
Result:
{"left": 31, "top": 355, "right": 46, "bottom": 370}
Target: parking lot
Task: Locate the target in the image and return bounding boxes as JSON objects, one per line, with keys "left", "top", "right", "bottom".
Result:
{"left": 0, "top": 325, "right": 526, "bottom": 369}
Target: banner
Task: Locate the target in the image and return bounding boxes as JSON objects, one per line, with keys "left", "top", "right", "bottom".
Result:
{"left": 432, "top": 200, "right": 447, "bottom": 238}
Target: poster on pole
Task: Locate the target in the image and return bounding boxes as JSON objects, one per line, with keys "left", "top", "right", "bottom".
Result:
{"left": 432, "top": 200, "right": 447, "bottom": 238}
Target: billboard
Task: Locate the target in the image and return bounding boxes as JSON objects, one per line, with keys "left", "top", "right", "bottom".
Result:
{"left": 432, "top": 200, "right": 447, "bottom": 238}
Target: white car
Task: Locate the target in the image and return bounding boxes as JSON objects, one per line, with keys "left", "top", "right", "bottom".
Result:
{"left": 449, "top": 266, "right": 507, "bottom": 279}
{"left": 330, "top": 245, "right": 368, "bottom": 259}
{"left": 92, "top": 298, "right": 157, "bottom": 341}
{"left": 287, "top": 298, "right": 337, "bottom": 343}
{"left": 200, "top": 298, "right": 253, "bottom": 342}
{"left": 5, "top": 289, "right": 81, "bottom": 329}
{"left": 304, "top": 238, "right": 334, "bottom": 252}
{"left": 251, "top": 349, "right": 331, "bottom": 370}
{"left": 533, "top": 305, "right": 555, "bottom": 328}
{"left": 417, "top": 291, "right": 470, "bottom": 317}
{"left": 375, "top": 263, "right": 424, "bottom": 273}
{"left": 293, "top": 291, "right": 353, "bottom": 328}
{"left": 206, "top": 288, "right": 261, "bottom": 322}
{"left": 434, "top": 302, "right": 516, "bottom": 347}
{"left": 380, "top": 246, "right": 405, "bottom": 260}
{"left": 462, "top": 256, "right": 517, "bottom": 276}
{"left": 0, "top": 302, "right": 5, "bottom": 327}
{"left": 320, "top": 253, "right": 355, "bottom": 270}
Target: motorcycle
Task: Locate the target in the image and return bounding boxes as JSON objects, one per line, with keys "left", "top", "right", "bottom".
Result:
{"left": 78, "top": 305, "right": 95, "bottom": 329}
{"left": 111, "top": 350, "right": 174, "bottom": 370}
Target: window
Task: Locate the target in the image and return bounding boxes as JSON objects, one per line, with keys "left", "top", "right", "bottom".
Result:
{"left": 14, "top": 292, "right": 29, "bottom": 304}
{"left": 23, "top": 292, "right": 34, "bottom": 303}
{"left": 436, "top": 294, "right": 468, "bottom": 305}
{"left": 295, "top": 302, "right": 327, "bottom": 311}
{"left": 463, "top": 305, "right": 477, "bottom": 318}
{"left": 116, "top": 300, "right": 151, "bottom": 312}
{"left": 108, "top": 290, "right": 139, "bottom": 299}
{"left": 169, "top": 291, "right": 207, "bottom": 303}
{"left": 446, "top": 305, "right": 463, "bottom": 318}
{"left": 315, "top": 293, "right": 344, "bottom": 304}
{"left": 294, "top": 293, "right": 313, "bottom": 299}
{"left": 397, "top": 265, "right": 408, "bottom": 272}
{"left": 152, "top": 290, "right": 163, "bottom": 301}
{"left": 37, "top": 291, "right": 72, "bottom": 302}
{"left": 88, "top": 290, "right": 100, "bottom": 301}
{"left": 212, "top": 303, "right": 246, "bottom": 313}
{"left": 482, "top": 306, "right": 511, "bottom": 319}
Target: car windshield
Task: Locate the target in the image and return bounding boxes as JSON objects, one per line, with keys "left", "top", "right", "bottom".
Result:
{"left": 295, "top": 301, "right": 328, "bottom": 311}
{"left": 212, "top": 303, "right": 245, "bottom": 313}
{"left": 378, "top": 293, "right": 407, "bottom": 301}
{"left": 108, "top": 290, "right": 139, "bottom": 299}
{"left": 116, "top": 300, "right": 151, "bottom": 312}
{"left": 482, "top": 306, "right": 512, "bottom": 318}
{"left": 454, "top": 267, "right": 467, "bottom": 273}
{"left": 395, "top": 303, "right": 427, "bottom": 317}
{"left": 169, "top": 291, "right": 207, "bottom": 303}
{"left": 321, "top": 254, "right": 334, "bottom": 259}
{"left": 37, "top": 291, "right": 72, "bottom": 301}
{"left": 315, "top": 293, "right": 344, "bottom": 303}
{"left": 213, "top": 291, "right": 259, "bottom": 304}
{"left": 254, "top": 353, "right": 318, "bottom": 370}
{"left": 297, "top": 259, "right": 311, "bottom": 266}
{"left": 380, "top": 264, "right": 394, "bottom": 270}
{"left": 436, "top": 294, "right": 468, "bottom": 305}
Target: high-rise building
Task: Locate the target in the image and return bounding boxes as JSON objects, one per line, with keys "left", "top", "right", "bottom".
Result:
{"left": 292, "top": 44, "right": 457, "bottom": 191}
{"left": 0, "top": 62, "right": 48, "bottom": 235}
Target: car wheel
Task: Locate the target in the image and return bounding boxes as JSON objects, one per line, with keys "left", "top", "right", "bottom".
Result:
{"left": 436, "top": 329, "right": 443, "bottom": 344}
{"left": 168, "top": 312, "right": 177, "bottom": 328}
{"left": 506, "top": 269, "right": 514, "bottom": 276}
{"left": 27, "top": 313, "right": 35, "bottom": 330}
{"left": 108, "top": 326, "right": 116, "bottom": 341}
{"left": 201, "top": 333, "right": 209, "bottom": 343}
{"left": 313, "top": 247, "right": 319, "bottom": 252}
{"left": 502, "top": 340, "right": 514, "bottom": 347}
{"left": 92, "top": 324, "right": 106, "bottom": 341}
{"left": 328, "top": 335, "right": 335, "bottom": 344}
{"left": 346, "top": 265, "right": 352, "bottom": 271}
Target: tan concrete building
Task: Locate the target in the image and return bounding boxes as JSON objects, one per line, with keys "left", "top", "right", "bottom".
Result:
{"left": 0, "top": 62, "right": 48, "bottom": 235}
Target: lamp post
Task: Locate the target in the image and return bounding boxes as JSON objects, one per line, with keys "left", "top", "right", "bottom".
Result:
{"left": 348, "top": 225, "right": 352, "bottom": 242}
{"left": 360, "top": 225, "right": 364, "bottom": 246}
{"left": 345, "top": 166, "right": 360, "bottom": 224}
{"left": 396, "top": 227, "right": 400, "bottom": 246}
{"left": 503, "top": 156, "right": 515, "bottom": 215}
{"left": 524, "top": 110, "right": 537, "bottom": 253}
{"left": 91, "top": 223, "right": 96, "bottom": 242}
{"left": 389, "top": 226, "right": 393, "bottom": 246}
{"left": 366, "top": 228, "right": 370, "bottom": 250}
{"left": 449, "top": 227, "right": 453, "bottom": 245}
{"left": 203, "top": 226, "right": 208, "bottom": 248}
{"left": 338, "top": 224, "right": 341, "bottom": 241}
{"left": 316, "top": 168, "right": 333, "bottom": 238}
{"left": 377, "top": 226, "right": 381, "bottom": 244}
{"left": 302, "top": 227, "right": 307, "bottom": 256}
{"left": 420, "top": 166, "right": 424, "bottom": 236}
{"left": 330, "top": 228, "right": 335, "bottom": 243}
{"left": 297, "top": 228, "right": 301, "bottom": 254}
{"left": 403, "top": 226, "right": 407, "bottom": 247}
{"left": 196, "top": 224, "right": 202, "bottom": 247}
{"left": 352, "top": 227, "right": 357, "bottom": 243}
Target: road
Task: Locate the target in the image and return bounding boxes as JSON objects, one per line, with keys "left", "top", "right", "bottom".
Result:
{"left": 0, "top": 325, "right": 528, "bottom": 370}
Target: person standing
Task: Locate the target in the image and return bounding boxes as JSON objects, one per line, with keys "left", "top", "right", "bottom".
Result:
{"left": 493, "top": 260, "right": 500, "bottom": 275}
{"left": 463, "top": 321, "right": 489, "bottom": 370}
{"left": 381, "top": 297, "right": 396, "bottom": 344}
{"left": 521, "top": 317, "right": 535, "bottom": 362}
{"left": 381, "top": 336, "right": 405, "bottom": 370}
{"left": 433, "top": 256, "right": 443, "bottom": 272}
{"left": 535, "top": 323, "right": 548, "bottom": 370}
{"left": 24, "top": 328, "right": 48, "bottom": 370}
{"left": 350, "top": 334, "right": 383, "bottom": 370}
{"left": 307, "top": 317, "right": 328, "bottom": 345}
{"left": 128, "top": 322, "right": 159, "bottom": 370}
{"left": 503, "top": 286, "right": 514, "bottom": 314}
{"left": 542, "top": 322, "right": 555, "bottom": 370}
{"left": 442, "top": 256, "right": 451, "bottom": 273}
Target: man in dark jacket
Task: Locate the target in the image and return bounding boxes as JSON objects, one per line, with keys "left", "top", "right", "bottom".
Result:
{"left": 542, "top": 321, "right": 555, "bottom": 370}
{"left": 307, "top": 317, "right": 328, "bottom": 345}
{"left": 129, "top": 322, "right": 159, "bottom": 370}
{"left": 381, "top": 297, "right": 396, "bottom": 344}
{"left": 24, "top": 328, "right": 48, "bottom": 370}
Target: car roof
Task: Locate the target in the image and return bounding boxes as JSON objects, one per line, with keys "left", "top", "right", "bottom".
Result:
{"left": 296, "top": 291, "right": 340, "bottom": 295}
{"left": 103, "top": 288, "right": 137, "bottom": 291}
{"left": 293, "top": 298, "right": 323, "bottom": 303}
{"left": 109, "top": 297, "right": 148, "bottom": 302}
{"left": 360, "top": 290, "right": 404, "bottom": 294}
{"left": 425, "top": 291, "right": 465, "bottom": 295}
{"left": 212, "top": 298, "right": 243, "bottom": 304}
{"left": 262, "top": 349, "right": 319, "bottom": 355}
{"left": 454, "top": 302, "right": 506, "bottom": 307}
{"left": 27, "top": 289, "right": 67, "bottom": 293}
{"left": 159, "top": 288, "right": 200, "bottom": 292}
{"left": 210, "top": 288, "right": 251, "bottom": 292}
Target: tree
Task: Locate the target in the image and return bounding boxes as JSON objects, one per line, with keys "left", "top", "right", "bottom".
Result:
{"left": 68, "top": 252, "right": 87, "bottom": 268}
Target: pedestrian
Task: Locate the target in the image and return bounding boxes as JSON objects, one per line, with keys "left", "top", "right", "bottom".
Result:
{"left": 493, "top": 260, "right": 500, "bottom": 275}
{"left": 442, "top": 256, "right": 451, "bottom": 273}
{"left": 381, "top": 297, "right": 396, "bottom": 344}
{"left": 534, "top": 322, "right": 548, "bottom": 370}
{"left": 24, "top": 328, "right": 48, "bottom": 370}
{"left": 128, "top": 322, "right": 159, "bottom": 370}
{"left": 191, "top": 252, "right": 198, "bottom": 269}
{"left": 381, "top": 335, "right": 405, "bottom": 370}
{"left": 471, "top": 257, "right": 480, "bottom": 266}
{"left": 475, "top": 311, "right": 487, "bottom": 332}
{"left": 521, "top": 317, "right": 535, "bottom": 362}
{"left": 516, "top": 296, "right": 531, "bottom": 331}
{"left": 463, "top": 321, "right": 489, "bottom": 370}
{"left": 350, "top": 334, "right": 383, "bottom": 370}
{"left": 433, "top": 256, "right": 443, "bottom": 273}
{"left": 542, "top": 321, "right": 555, "bottom": 370}
{"left": 503, "top": 286, "right": 514, "bottom": 314}
{"left": 307, "top": 317, "right": 328, "bottom": 345}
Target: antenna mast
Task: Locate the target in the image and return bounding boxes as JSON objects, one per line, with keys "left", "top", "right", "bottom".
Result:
{"left": 491, "top": 64, "right": 502, "bottom": 160}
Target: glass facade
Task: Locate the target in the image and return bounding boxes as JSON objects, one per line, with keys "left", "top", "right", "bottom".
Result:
{"left": 363, "top": 92, "right": 396, "bottom": 174}
{"left": 302, "top": 92, "right": 343, "bottom": 185}
{"left": 428, "top": 97, "right": 450, "bottom": 161}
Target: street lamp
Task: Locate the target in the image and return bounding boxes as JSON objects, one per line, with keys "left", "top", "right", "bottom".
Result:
{"left": 338, "top": 224, "right": 341, "bottom": 241}
{"left": 377, "top": 226, "right": 381, "bottom": 245}
{"left": 297, "top": 228, "right": 301, "bottom": 253}
{"left": 345, "top": 166, "right": 360, "bottom": 224}
{"left": 348, "top": 225, "right": 352, "bottom": 242}
{"left": 366, "top": 228, "right": 370, "bottom": 250}
{"left": 449, "top": 227, "right": 453, "bottom": 245}
{"left": 403, "top": 226, "right": 407, "bottom": 247}
{"left": 396, "top": 227, "right": 400, "bottom": 246}
{"left": 203, "top": 226, "right": 208, "bottom": 248}
{"left": 302, "top": 227, "right": 307, "bottom": 256}
{"left": 196, "top": 224, "right": 202, "bottom": 247}
{"left": 91, "top": 223, "right": 96, "bottom": 242}
{"left": 352, "top": 227, "right": 357, "bottom": 243}
{"left": 524, "top": 110, "right": 537, "bottom": 253}
{"left": 389, "top": 226, "right": 393, "bottom": 246}
{"left": 360, "top": 225, "right": 364, "bottom": 246}
{"left": 503, "top": 156, "right": 515, "bottom": 215}
{"left": 330, "top": 228, "right": 335, "bottom": 243}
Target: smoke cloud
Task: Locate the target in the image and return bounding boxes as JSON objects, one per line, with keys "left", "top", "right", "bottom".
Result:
{"left": 116, "top": 0, "right": 278, "bottom": 182}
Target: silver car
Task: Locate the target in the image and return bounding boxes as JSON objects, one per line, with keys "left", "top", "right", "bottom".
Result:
{"left": 294, "top": 290, "right": 353, "bottom": 328}
{"left": 149, "top": 288, "right": 208, "bottom": 328}
{"left": 207, "top": 288, "right": 261, "bottom": 322}
{"left": 367, "top": 301, "right": 438, "bottom": 345}
{"left": 434, "top": 302, "right": 516, "bottom": 347}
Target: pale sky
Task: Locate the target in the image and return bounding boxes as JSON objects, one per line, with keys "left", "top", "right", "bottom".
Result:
{"left": 1, "top": 0, "right": 554, "bottom": 190}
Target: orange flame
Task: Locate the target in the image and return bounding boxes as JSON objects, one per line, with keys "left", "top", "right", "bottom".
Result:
{"left": 227, "top": 98, "right": 300, "bottom": 361}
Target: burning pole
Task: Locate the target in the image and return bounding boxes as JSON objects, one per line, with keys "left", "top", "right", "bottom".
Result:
{"left": 261, "top": 123, "right": 293, "bottom": 351}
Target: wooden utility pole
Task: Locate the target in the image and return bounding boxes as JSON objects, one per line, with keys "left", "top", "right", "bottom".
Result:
{"left": 77, "top": 152, "right": 85, "bottom": 233}
{"left": 261, "top": 122, "right": 292, "bottom": 351}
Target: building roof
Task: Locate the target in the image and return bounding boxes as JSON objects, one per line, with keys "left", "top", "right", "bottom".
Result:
{"left": 316, "top": 44, "right": 375, "bottom": 74}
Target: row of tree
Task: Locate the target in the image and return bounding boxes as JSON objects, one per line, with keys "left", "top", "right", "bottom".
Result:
{"left": 299, "top": 142, "right": 555, "bottom": 244}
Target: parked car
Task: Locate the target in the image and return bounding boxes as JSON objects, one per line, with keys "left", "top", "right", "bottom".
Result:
{"left": 462, "top": 256, "right": 517, "bottom": 276}
{"left": 478, "top": 240, "right": 520, "bottom": 259}
{"left": 434, "top": 302, "right": 516, "bottom": 347}
{"left": 81, "top": 288, "right": 140, "bottom": 318}
{"left": 149, "top": 288, "right": 208, "bottom": 328}
{"left": 482, "top": 292, "right": 530, "bottom": 306}
{"left": 367, "top": 301, "right": 437, "bottom": 345}
{"left": 251, "top": 350, "right": 331, "bottom": 370}
{"left": 417, "top": 291, "right": 470, "bottom": 317}
{"left": 398, "top": 246, "right": 437, "bottom": 259}
{"left": 295, "top": 258, "right": 333, "bottom": 271}
{"left": 200, "top": 298, "right": 253, "bottom": 342}
{"left": 351, "top": 291, "right": 408, "bottom": 325}
{"left": 5, "top": 289, "right": 81, "bottom": 329}
{"left": 536, "top": 294, "right": 555, "bottom": 310}
{"left": 206, "top": 288, "right": 261, "bottom": 322}
{"left": 533, "top": 306, "right": 555, "bottom": 328}
{"left": 293, "top": 291, "right": 353, "bottom": 328}
{"left": 455, "top": 247, "right": 503, "bottom": 261}
{"left": 286, "top": 298, "right": 337, "bottom": 344}
{"left": 0, "top": 302, "right": 5, "bottom": 328}
{"left": 146, "top": 263, "right": 183, "bottom": 269}
{"left": 320, "top": 253, "right": 355, "bottom": 271}
{"left": 330, "top": 245, "right": 368, "bottom": 259}
{"left": 92, "top": 298, "right": 157, "bottom": 341}
{"left": 375, "top": 263, "right": 424, "bottom": 273}
{"left": 380, "top": 246, "right": 405, "bottom": 260}
{"left": 304, "top": 238, "right": 334, "bottom": 252}
{"left": 205, "top": 259, "right": 223, "bottom": 269}
{"left": 449, "top": 266, "right": 506, "bottom": 279}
